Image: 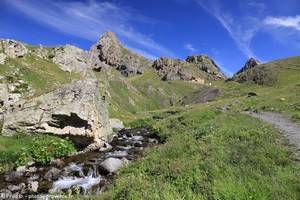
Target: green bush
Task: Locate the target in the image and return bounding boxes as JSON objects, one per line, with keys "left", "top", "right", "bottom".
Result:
{"left": 16, "top": 135, "right": 75, "bottom": 166}
{"left": 292, "top": 113, "right": 300, "bottom": 121}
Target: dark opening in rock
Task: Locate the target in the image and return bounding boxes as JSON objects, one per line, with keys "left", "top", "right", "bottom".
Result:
{"left": 48, "top": 113, "right": 91, "bottom": 130}
{"left": 47, "top": 113, "right": 94, "bottom": 149}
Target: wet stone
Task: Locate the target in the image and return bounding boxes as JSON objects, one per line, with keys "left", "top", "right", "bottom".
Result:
{"left": 5, "top": 171, "right": 24, "bottom": 183}
{"left": 133, "top": 141, "right": 145, "bottom": 147}
{"left": 115, "top": 145, "right": 132, "bottom": 151}
{"left": 100, "top": 158, "right": 124, "bottom": 174}
{"left": 7, "top": 184, "right": 22, "bottom": 192}
{"left": 105, "top": 150, "right": 128, "bottom": 159}
{"left": 44, "top": 167, "right": 61, "bottom": 181}
{"left": 0, "top": 189, "right": 12, "bottom": 199}
{"left": 132, "top": 135, "right": 144, "bottom": 141}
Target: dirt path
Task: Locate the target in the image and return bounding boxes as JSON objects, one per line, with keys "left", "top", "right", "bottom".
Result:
{"left": 247, "top": 111, "right": 300, "bottom": 151}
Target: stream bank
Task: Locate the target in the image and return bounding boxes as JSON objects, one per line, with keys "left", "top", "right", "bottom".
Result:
{"left": 0, "top": 127, "right": 160, "bottom": 199}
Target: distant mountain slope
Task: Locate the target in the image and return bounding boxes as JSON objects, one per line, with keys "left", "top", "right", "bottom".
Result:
{"left": 232, "top": 56, "right": 300, "bottom": 85}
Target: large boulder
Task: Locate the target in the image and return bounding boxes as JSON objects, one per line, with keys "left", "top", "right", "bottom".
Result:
{"left": 91, "top": 31, "right": 152, "bottom": 77}
{"left": 152, "top": 57, "right": 206, "bottom": 83}
{"left": 186, "top": 55, "right": 226, "bottom": 80}
{"left": 100, "top": 158, "right": 124, "bottom": 173}
{"left": 1, "top": 75, "right": 112, "bottom": 147}
{"left": 109, "top": 118, "right": 124, "bottom": 131}
{"left": 0, "top": 39, "right": 28, "bottom": 58}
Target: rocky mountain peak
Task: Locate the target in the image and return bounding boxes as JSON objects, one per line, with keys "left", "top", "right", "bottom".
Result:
{"left": 91, "top": 31, "right": 151, "bottom": 77}
{"left": 235, "top": 57, "right": 261, "bottom": 75}
{"left": 99, "top": 31, "right": 120, "bottom": 44}
{"left": 186, "top": 55, "right": 226, "bottom": 80}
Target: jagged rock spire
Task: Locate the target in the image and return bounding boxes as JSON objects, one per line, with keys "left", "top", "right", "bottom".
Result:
{"left": 90, "top": 31, "right": 151, "bottom": 77}
{"left": 235, "top": 57, "right": 261, "bottom": 75}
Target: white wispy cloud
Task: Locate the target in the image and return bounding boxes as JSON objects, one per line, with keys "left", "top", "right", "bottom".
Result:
{"left": 264, "top": 15, "right": 300, "bottom": 31}
{"left": 5, "top": 0, "right": 175, "bottom": 58}
{"left": 194, "top": 0, "right": 262, "bottom": 58}
{"left": 184, "top": 43, "right": 198, "bottom": 53}
{"left": 263, "top": 15, "right": 300, "bottom": 49}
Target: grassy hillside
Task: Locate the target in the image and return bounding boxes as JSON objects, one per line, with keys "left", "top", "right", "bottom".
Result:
{"left": 0, "top": 49, "right": 80, "bottom": 97}
{"left": 105, "top": 56, "right": 300, "bottom": 123}
{"left": 1, "top": 47, "right": 300, "bottom": 199}
{"left": 98, "top": 69, "right": 202, "bottom": 123}
{"left": 98, "top": 107, "right": 300, "bottom": 200}
{"left": 95, "top": 56, "right": 300, "bottom": 200}
{"left": 214, "top": 56, "right": 300, "bottom": 120}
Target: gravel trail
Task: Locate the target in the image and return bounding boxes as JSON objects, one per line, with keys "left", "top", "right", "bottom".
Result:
{"left": 247, "top": 111, "right": 300, "bottom": 151}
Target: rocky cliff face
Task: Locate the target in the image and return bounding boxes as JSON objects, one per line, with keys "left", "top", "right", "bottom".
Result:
{"left": 186, "top": 55, "right": 226, "bottom": 80}
{"left": 1, "top": 73, "right": 112, "bottom": 148}
{"left": 30, "top": 45, "right": 108, "bottom": 73}
{"left": 0, "top": 38, "right": 112, "bottom": 147}
{"left": 152, "top": 57, "right": 206, "bottom": 83}
{"left": 91, "top": 31, "right": 152, "bottom": 77}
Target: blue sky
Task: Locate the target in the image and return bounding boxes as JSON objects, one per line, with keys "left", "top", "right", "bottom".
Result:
{"left": 1, "top": 0, "right": 300, "bottom": 75}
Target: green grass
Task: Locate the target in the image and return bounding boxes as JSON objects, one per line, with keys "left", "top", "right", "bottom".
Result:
{"left": 210, "top": 58, "right": 300, "bottom": 120}
{"left": 1, "top": 46, "right": 300, "bottom": 199}
{"left": 0, "top": 134, "right": 76, "bottom": 173}
{"left": 97, "top": 107, "right": 300, "bottom": 200}
{"left": 0, "top": 134, "right": 35, "bottom": 172}
{"left": 0, "top": 52, "right": 80, "bottom": 97}
{"left": 100, "top": 70, "right": 202, "bottom": 123}
{"left": 94, "top": 57, "right": 300, "bottom": 199}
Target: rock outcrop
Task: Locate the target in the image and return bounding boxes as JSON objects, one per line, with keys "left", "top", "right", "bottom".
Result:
{"left": 51, "top": 45, "right": 90, "bottom": 73}
{"left": 231, "top": 58, "right": 277, "bottom": 85}
{"left": 0, "top": 53, "right": 7, "bottom": 65}
{"left": 186, "top": 55, "right": 226, "bottom": 80}
{"left": 1, "top": 75, "right": 112, "bottom": 147}
{"left": 233, "top": 58, "right": 261, "bottom": 77}
{"left": 152, "top": 57, "right": 206, "bottom": 83}
{"left": 0, "top": 39, "right": 28, "bottom": 58}
{"left": 51, "top": 45, "right": 109, "bottom": 73}
{"left": 91, "top": 31, "right": 152, "bottom": 77}
{"left": 0, "top": 83, "right": 22, "bottom": 109}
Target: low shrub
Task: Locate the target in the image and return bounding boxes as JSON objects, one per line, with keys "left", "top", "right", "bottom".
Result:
{"left": 292, "top": 113, "right": 300, "bottom": 121}
{"left": 16, "top": 135, "right": 75, "bottom": 166}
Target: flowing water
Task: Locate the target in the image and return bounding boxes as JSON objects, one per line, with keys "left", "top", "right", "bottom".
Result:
{"left": 0, "top": 128, "right": 160, "bottom": 199}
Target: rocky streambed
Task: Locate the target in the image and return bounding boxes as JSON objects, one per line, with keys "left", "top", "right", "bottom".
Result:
{"left": 0, "top": 128, "right": 160, "bottom": 199}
